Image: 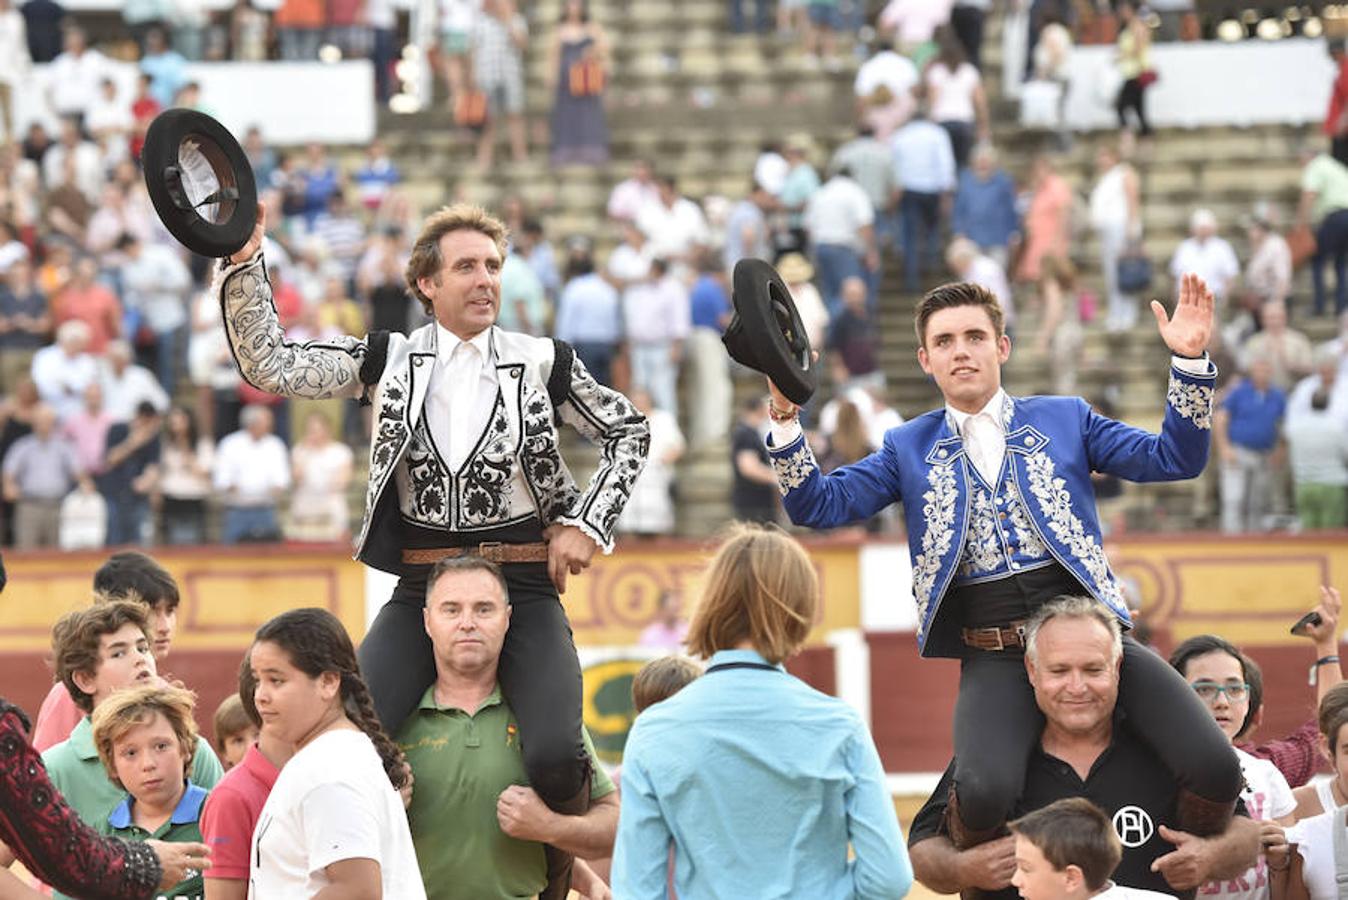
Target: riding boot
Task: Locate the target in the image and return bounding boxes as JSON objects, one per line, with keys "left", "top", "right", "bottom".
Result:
{"left": 538, "top": 768, "right": 592, "bottom": 900}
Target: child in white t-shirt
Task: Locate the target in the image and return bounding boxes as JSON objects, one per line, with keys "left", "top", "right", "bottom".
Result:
{"left": 1169, "top": 636, "right": 1297, "bottom": 900}
{"left": 1010, "top": 797, "right": 1175, "bottom": 900}
{"left": 246, "top": 608, "right": 424, "bottom": 899}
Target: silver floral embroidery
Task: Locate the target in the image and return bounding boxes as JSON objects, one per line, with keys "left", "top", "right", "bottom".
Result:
{"left": 1007, "top": 484, "right": 1048, "bottom": 559}
{"left": 1024, "top": 453, "right": 1125, "bottom": 609}
{"left": 773, "top": 442, "right": 818, "bottom": 496}
{"left": 1166, "top": 374, "right": 1214, "bottom": 430}
{"left": 959, "top": 488, "right": 1002, "bottom": 577}
{"left": 913, "top": 464, "right": 959, "bottom": 623}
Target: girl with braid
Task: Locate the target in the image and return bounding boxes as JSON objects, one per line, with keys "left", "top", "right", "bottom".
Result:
{"left": 246, "top": 608, "right": 426, "bottom": 898}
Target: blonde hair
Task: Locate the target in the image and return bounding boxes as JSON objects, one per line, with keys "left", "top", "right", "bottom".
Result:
{"left": 686, "top": 523, "right": 818, "bottom": 664}
{"left": 405, "top": 204, "right": 510, "bottom": 315}
{"left": 632, "top": 656, "right": 703, "bottom": 713}
{"left": 91, "top": 684, "right": 200, "bottom": 788}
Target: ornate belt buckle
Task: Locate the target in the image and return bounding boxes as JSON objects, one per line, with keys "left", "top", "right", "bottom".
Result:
{"left": 477, "top": 541, "right": 504, "bottom": 561}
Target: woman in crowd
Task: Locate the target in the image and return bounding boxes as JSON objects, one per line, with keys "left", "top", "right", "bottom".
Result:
{"left": 0, "top": 696, "right": 209, "bottom": 900}
{"left": 157, "top": 407, "right": 213, "bottom": 545}
{"left": 612, "top": 523, "right": 913, "bottom": 899}
{"left": 1115, "top": 0, "right": 1153, "bottom": 138}
{"left": 246, "top": 607, "right": 424, "bottom": 897}
{"left": 617, "top": 388, "right": 684, "bottom": 538}
{"left": 923, "top": 27, "right": 989, "bottom": 170}
{"left": 285, "top": 412, "right": 354, "bottom": 542}
{"left": 1016, "top": 153, "right": 1073, "bottom": 285}
{"left": 547, "top": 0, "right": 611, "bottom": 167}
{"left": 1034, "top": 255, "right": 1084, "bottom": 395}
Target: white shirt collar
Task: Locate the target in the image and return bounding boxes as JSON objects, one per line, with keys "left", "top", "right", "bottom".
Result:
{"left": 435, "top": 322, "right": 494, "bottom": 364}
{"left": 946, "top": 388, "right": 1008, "bottom": 436}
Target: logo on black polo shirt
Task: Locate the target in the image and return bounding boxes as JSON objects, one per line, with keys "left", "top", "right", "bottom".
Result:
{"left": 1112, "top": 806, "right": 1155, "bottom": 847}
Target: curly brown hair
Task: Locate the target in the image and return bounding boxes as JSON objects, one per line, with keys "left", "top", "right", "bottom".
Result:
{"left": 52, "top": 598, "right": 152, "bottom": 714}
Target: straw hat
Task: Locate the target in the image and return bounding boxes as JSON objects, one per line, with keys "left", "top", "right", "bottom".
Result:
{"left": 777, "top": 252, "right": 814, "bottom": 283}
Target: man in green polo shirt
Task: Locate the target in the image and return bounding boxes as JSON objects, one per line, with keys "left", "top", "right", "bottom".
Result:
{"left": 396, "top": 556, "right": 618, "bottom": 899}
{"left": 40, "top": 600, "right": 223, "bottom": 900}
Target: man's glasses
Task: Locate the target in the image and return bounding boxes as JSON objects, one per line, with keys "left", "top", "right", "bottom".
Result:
{"left": 1190, "top": 681, "right": 1250, "bottom": 702}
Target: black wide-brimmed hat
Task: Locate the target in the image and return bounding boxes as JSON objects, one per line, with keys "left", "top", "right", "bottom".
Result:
{"left": 723, "top": 257, "right": 818, "bottom": 406}
{"left": 142, "top": 109, "right": 257, "bottom": 258}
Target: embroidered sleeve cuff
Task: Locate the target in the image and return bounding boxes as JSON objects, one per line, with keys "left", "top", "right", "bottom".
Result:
{"left": 768, "top": 418, "right": 803, "bottom": 449}
{"left": 767, "top": 433, "right": 819, "bottom": 497}
{"left": 557, "top": 514, "right": 615, "bottom": 555}
{"left": 1170, "top": 354, "right": 1217, "bottom": 380}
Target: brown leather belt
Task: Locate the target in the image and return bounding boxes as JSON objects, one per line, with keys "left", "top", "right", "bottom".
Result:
{"left": 961, "top": 619, "right": 1029, "bottom": 652}
{"left": 401, "top": 542, "right": 550, "bottom": 566}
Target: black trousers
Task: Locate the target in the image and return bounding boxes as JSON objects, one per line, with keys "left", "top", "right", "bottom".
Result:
{"left": 1116, "top": 78, "right": 1153, "bottom": 137}
{"left": 357, "top": 551, "right": 588, "bottom": 808}
{"left": 947, "top": 568, "right": 1242, "bottom": 831}
{"left": 950, "top": 4, "right": 985, "bottom": 71}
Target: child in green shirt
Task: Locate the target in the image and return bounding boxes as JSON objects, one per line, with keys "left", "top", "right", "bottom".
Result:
{"left": 92, "top": 684, "right": 210, "bottom": 900}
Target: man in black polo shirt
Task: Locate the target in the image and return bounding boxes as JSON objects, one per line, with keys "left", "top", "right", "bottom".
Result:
{"left": 908, "top": 596, "right": 1259, "bottom": 899}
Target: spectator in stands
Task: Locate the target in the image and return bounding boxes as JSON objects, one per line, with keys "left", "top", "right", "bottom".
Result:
{"left": 636, "top": 174, "right": 711, "bottom": 271}
{"left": 98, "top": 340, "right": 170, "bottom": 424}
{"left": 878, "top": 0, "right": 952, "bottom": 55}
{"left": 730, "top": 396, "right": 779, "bottom": 524}
{"left": 617, "top": 388, "right": 683, "bottom": 537}
{"left": 547, "top": 0, "right": 610, "bottom": 167}
{"left": 89, "top": 685, "right": 208, "bottom": 899}
{"left": 0, "top": 219, "right": 27, "bottom": 274}
{"left": 1016, "top": 154, "right": 1071, "bottom": 284}
{"left": 1114, "top": 1, "right": 1153, "bottom": 138}
{"left": 802, "top": 0, "right": 842, "bottom": 71}
{"left": 754, "top": 140, "right": 789, "bottom": 198}
{"left": 947, "top": 236, "right": 1013, "bottom": 333}
{"left": 723, "top": 182, "right": 775, "bottom": 275}
{"left": 1169, "top": 635, "right": 1297, "bottom": 897}
{"left": 925, "top": 28, "right": 989, "bottom": 169}
{"left": 806, "top": 163, "right": 877, "bottom": 314}
{"left": 298, "top": 142, "right": 341, "bottom": 229}
{"left": 357, "top": 227, "right": 413, "bottom": 335}
{"left": 214, "top": 403, "right": 290, "bottom": 544}
{"left": 1089, "top": 142, "right": 1141, "bottom": 332}
{"left": 0, "top": 0, "right": 29, "bottom": 145}
{"left": 325, "top": 0, "right": 366, "bottom": 60}
{"left": 353, "top": 139, "right": 401, "bottom": 213}
{"left": 607, "top": 218, "right": 650, "bottom": 298}
{"left": 2, "top": 403, "right": 87, "bottom": 546}
{"left": 62, "top": 381, "right": 112, "bottom": 474}
{"left": 100, "top": 401, "right": 161, "bottom": 545}
{"left": 686, "top": 255, "right": 732, "bottom": 449}
{"left": 230, "top": 0, "right": 269, "bottom": 61}
{"left": 778, "top": 251, "right": 829, "bottom": 356}
{"left": 1285, "top": 389, "right": 1348, "bottom": 530}
{"left": 32, "top": 319, "right": 98, "bottom": 422}
{"left": 612, "top": 524, "right": 912, "bottom": 899}
{"left": 730, "top": 0, "right": 770, "bottom": 34}
{"left": 157, "top": 406, "right": 212, "bottom": 544}
{"left": 47, "top": 26, "right": 110, "bottom": 126}
{"left": 84, "top": 78, "right": 132, "bottom": 164}
{"left": 311, "top": 191, "right": 367, "bottom": 285}
{"left": 42, "top": 116, "right": 102, "bottom": 202}
{"left": 499, "top": 239, "right": 549, "bottom": 337}
{"left": 1326, "top": 39, "right": 1348, "bottom": 166}
{"left": 53, "top": 253, "right": 120, "bottom": 355}
{"left": 46, "top": 156, "right": 95, "bottom": 245}
{"left": 1170, "top": 208, "right": 1240, "bottom": 306}
{"left": 129, "top": 73, "right": 160, "bottom": 162}
{"left": 0, "top": 255, "right": 51, "bottom": 392}
{"left": 854, "top": 42, "right": 918, "bottom": 141}
{"left": 275, "top": 0, "right": 323, "bottom": 59}
{"left": 1242, "top": 203, "right": 1292, "bottom": 317}
{"left": 778, "top": 135, "right": 822, "bottom": 256}
{"left": 831, "top": 126, "right": 899, "bottom": 256}
{"left": 555, "top": 240, "right": 621, "bottom": 385}
{"left": 119, "top": 233, "right": 191, "bottom": 395}
{"left": 86, "top": 184, "right": 154, "bottom": 262}
{"left": 892, "top": 94, "right": 957, "bottom": 292}
{"left": 140, "top": 27, "right": 186, "bottom": 109}
{"left": 19, "top": 0, "right": 61, "bottom": 63}
{"left": 395, "top": 558, "right": 615, "bottom": 899}
{"left": 608, "top": 160, "right": 658, "bottom": 224}
{"left": 42, "top": 600, "right": 223, "bottom": 873}
{"left": 517, "top": 218, "right": 562, "bottom": 302}
{"left": 434, "top": 0, "right": 478, "bottom": 110}
{"left": 1298, "top": 145, "right": 1348, "bottom": 317}
{"left": 1216, "top": 354, "right": 1286, "bottom": 533}
{"left": 952, "top": 143, "right": 1019, "bottom": 268}
{"left": 286, "top": 411, "right": 353, "bottom": 542}
{"left": 1289, "top": 344, "right": 1348, "bottom": 423}
{"left": 819, "top": 398, "right": 874, "bottom": 478}
{"left": 637, "top": 596, "right": 691, "bottom": 653}
{"left": 201, "top": 660, "right": 293, "bottom": 896}
{"left": 827, "top": 276, "right": 880, "bottom": 384}
{"left": 950, "top": 0, "right": 988, "bottom": 70}
{"left": 623, "top": 258, "right": 689, "bottom": 414}
{"left": 472, "top": 0, "right": 529, "bottom": 167}
{"left": 1035, "top": 256, "right": 1084, "bottom": 395}
{"left": 1241, "top": 299, "right": 1313, "bottom": 392}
